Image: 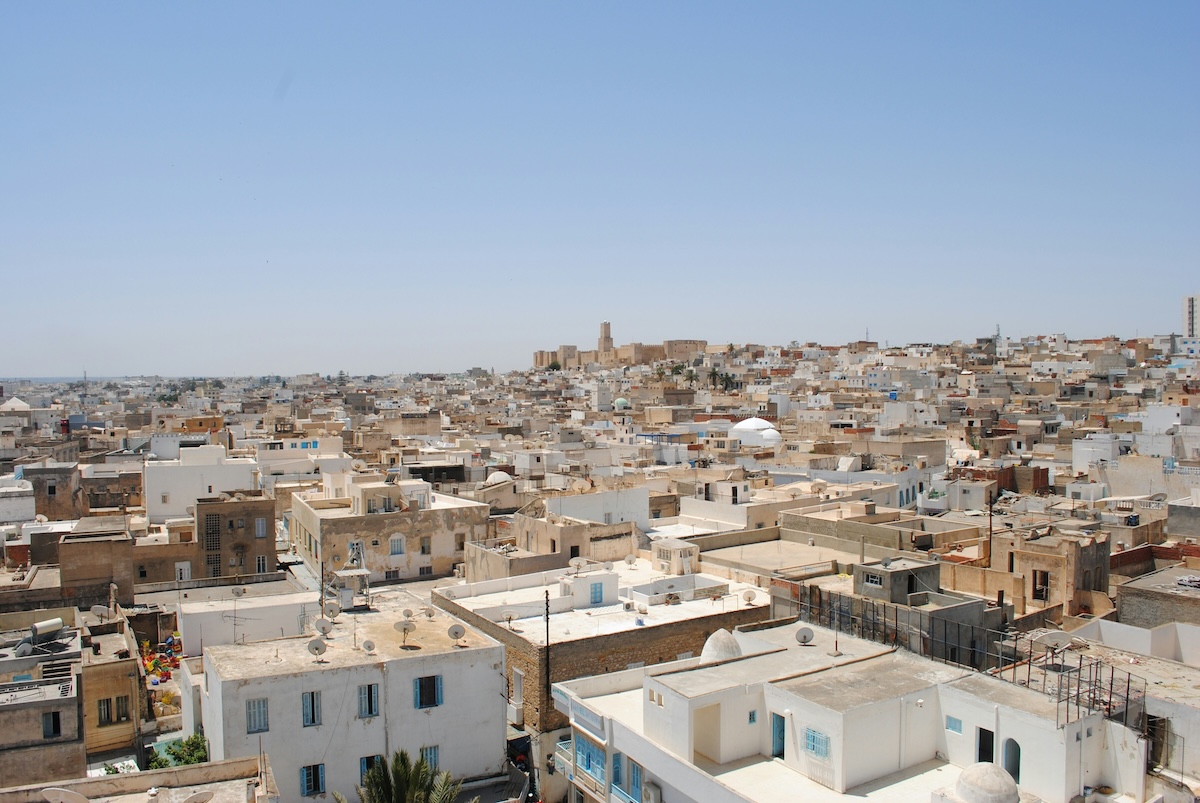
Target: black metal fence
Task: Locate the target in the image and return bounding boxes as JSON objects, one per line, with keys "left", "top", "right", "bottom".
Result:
{"left": 781, "top": 582, "right": 1147, "bottom": 732}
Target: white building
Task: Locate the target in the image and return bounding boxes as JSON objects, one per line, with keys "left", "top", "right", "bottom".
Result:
{"left": 253, "top": 435, "right": 352, "bottom": 492}
{"left": 0, "top": 475, "right": 35, "bottom": 525}
{"left": 144, "top": 445, "right": 258, "bottom": 524}
{"left": 185, "top": 593, "right": 507, "bottom": 800}
{"left": 553, "top": 621, "right": 1146, "bottom": 803}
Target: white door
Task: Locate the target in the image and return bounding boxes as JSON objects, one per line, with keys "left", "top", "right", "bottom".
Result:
{"left": 175, "top": 561, "right": 191, "bottom": 581}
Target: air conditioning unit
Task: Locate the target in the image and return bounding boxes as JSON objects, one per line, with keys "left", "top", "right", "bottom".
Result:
{"left": 644, "top": 781, "right": 662, "bottom": 803}
{"left": 624, "top": 601, "right": 634, "bottom": 611}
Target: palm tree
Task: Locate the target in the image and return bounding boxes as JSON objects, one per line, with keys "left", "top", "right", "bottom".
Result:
{"left": 684, "top": 368, "right": 697, "bottom": 387}
{"left": 334, "top": 749, "right": 478, "bottom": 803}
{"left": 708, "top": 367, "right": 720, "bottom": 388}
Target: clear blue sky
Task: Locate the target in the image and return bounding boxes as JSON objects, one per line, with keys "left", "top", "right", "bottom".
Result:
{"left": 2, "top": 3, "right": 1197, "bottom": 376}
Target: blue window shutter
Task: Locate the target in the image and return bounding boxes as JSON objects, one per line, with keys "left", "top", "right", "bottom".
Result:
{"left": 360, "top": 757, "right": 367, "bottom": 780}
{"left": 413, "top": 678, "right": 420, "bottom": 708}
{"left": 318, "top": 764, "right": 325, "bottom": 793}
{"left": 435, "top": 675, "right": 443, "bottom": 706}
{"left": 300, "top": 768, "right": 306, "bottom": 796}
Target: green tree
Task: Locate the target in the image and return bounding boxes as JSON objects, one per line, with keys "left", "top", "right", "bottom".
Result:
{"left": 148, "top": 733, "right": 208, "bottom": 770}
{"left": 670, "top": 363, "right": 685, "bottom": 375}
{"left": 708, "top": 367, "right": 720, "bottom": 388}
{"left": 684, "top": 368, "right": 697, "bottom": 387}
{"left": 547, "top": 360, "right": 561, "bottom": 371}
{"left": 333, "top": 749, "right": 478, "bottom": 803}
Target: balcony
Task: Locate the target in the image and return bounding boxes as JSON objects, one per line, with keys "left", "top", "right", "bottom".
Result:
{"left": 554, "top": 739, "right": 573, "bottom": 775}
{"left": 611, "top": 785, "right": 640, "bottom": 803}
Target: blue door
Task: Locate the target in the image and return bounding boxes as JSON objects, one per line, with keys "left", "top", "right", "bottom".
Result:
{"left": 771, "top": 713, "right": 786, "bottom": 758}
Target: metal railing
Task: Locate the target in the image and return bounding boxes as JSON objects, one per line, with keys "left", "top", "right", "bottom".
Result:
{"left": 611, "top": 784, "right": 640, "bottom": 803}
{"left": 554, "top": 739, "right": 573, "bottom": 775}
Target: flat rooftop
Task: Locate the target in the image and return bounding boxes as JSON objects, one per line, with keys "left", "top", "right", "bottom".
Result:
{"left": 774, "top": 653, "right": 965, "bottom": 712}
{"left": 1120, "top": 566, "right": 1200, "bottom": 600}
{"left": 203, "top": 587, "right": 497, "bottom": 681}
{"left": 702, "top": 540, "right": 858, "bottom": 575}
{"left": 943, "top": 672, "right": 1064, "bottom": 720}
{"left": 136, "top": 576, "right": 306, "bottom": 608}
{"left": 656, "top": 634, "right": 897, "bottom": 700}
{"left": 438, "top": 559, "right": 768, "bottom": 645}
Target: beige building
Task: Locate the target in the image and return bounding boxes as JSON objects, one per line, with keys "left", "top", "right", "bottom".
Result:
{"left": 290, "top": 475, "right": 488, "bottom": 583}
{"left": 0, "top": 610, "right": 86, "bottom": 786}
{"left": 991, "top": 524, "right": 1110, "bottom": 616}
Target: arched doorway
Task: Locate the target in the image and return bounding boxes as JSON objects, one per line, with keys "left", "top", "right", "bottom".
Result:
{"left": 1002, "top": 738, "right": 1021, "bottom": 783}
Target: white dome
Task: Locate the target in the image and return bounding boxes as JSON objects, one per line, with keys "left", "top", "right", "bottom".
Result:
{"left": 699, "top": 629, "right": 742, "bottom": 664}
{"left": 731, "top": 416, "right": 772, "bottom": 431}
{"left": 484, "top": 471, "right": 512, "bottom": 486}
{"left": 954, "top": 763, "right": 1019, "bottom": 803}
{"left": 759, "top": 428, "right": 782, "bottom": 443}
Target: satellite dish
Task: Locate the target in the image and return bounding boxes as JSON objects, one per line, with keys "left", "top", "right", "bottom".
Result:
{"left": 307, "top": 639, "right": 327, "bottom": 658}
{"left": 423, "top": 606, "right": 435, "bottom": 619}
{"left": 603, "top": 561, "right": 614, "bottom": 571}
{"left": 624, "top": 554, "right": 638, "bottom": 567}
{"left": 42, "top": 790, "right": 90, "bottom": 803}
{"left": 394, "top": 620, "right": 417, "bottom": 644}
{"left": 323, "top": 602, "right": 341, "bottom": 619}
{"left": 315, "top": 618, "right": 333, "bottom": 635}
{"left": 880, "top": 558, "right": 893, "bottom": 568}
{"left": 361, "top": 640, "right": 376, "bottom": 654}
{"left": 447, "top": 624, "right": 466, "bottom": 643}
{"left": 742, "top": 589, "right": 757, "bottom": 605}
{"left": 501, "top": 610, "right": 520, "bottom": 629}
{"left": 89, "top": 604, "right": 110, "bottom": 619}
{"left": 796, "top": 627, "right": 815, "bottom": 645}
{"left": 1036, "top": 631, "right": 1073, "bottom": 650}
{"left": 181, "top": 793, "right": 215, "bottom": 803}
{"left": 569, "top": 557, "right": 588, "bottom": 570}
{"left": 231, "top": 587, "right": 246, "bottom": 598}
{"left": 402, "top": 609, "right": 414, "bottom": 620}
{"left": 15, "top": 642, "right": 33, "bottom": 657}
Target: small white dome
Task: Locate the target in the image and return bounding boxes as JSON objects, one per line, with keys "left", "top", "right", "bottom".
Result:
{"left": 699, "top": 629, "right": 742, "bottom": 664}
{"left": 760, "top": 428, "right": 782, "bottom": 443}
{"left": 954, "top": 763, "right": 1019, "bottom": 803}
{"left": 484, "top": 471, "right": 512, "bottom": 486}
{"left": 731, "top": 416, "right": 772, "bottom": 431}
